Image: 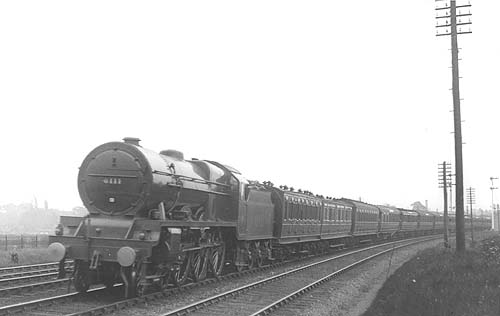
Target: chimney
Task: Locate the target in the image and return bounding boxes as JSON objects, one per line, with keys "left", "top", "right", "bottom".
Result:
{"left": 123, "top": 137, "right": 141, "bottom": 146}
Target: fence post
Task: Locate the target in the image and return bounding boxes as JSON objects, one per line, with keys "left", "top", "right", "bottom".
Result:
{"left": 4, "top": 235, "right": 6, "bottom": 251}
{"left": 20, "top": 235, "right": 23, "bottom": 249}
{"left": 35, "top": 235, "right": 38, "bottom": 248}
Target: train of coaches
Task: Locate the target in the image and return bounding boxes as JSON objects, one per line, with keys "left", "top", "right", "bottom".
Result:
{"left": 48, "top": 138, "right": 491, "bottom": 297}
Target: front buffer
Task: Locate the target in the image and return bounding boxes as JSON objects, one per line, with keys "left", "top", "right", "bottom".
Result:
{"left": 49, "top": 215, "right": 184, "bottom": 297}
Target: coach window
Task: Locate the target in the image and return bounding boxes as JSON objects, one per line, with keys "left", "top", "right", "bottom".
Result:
{"left": 240, "top": 184, "right": 246, "bottom": 200}
{"left": 284, "top": 200, "right": 289, "bottom": 220}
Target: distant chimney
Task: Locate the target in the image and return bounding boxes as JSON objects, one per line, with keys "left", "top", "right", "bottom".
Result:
{"left": 123, "top": 137, "right": 141, "bottom": 146}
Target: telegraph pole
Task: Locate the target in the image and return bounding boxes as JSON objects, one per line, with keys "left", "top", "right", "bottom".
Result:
{"left": 448, "top": 172, "right": 455, "bottom": 216}
{"left": 467, "top": 187, "right": 475, "bottom": 242}
{"left": 438, "top": 162, "right": 452, "bottom": 247}
{"left": 436, "top": 0, "right": 472, "bottom": 252}
{"left": 490, "top": 177, "right": 498, "bottom": 230}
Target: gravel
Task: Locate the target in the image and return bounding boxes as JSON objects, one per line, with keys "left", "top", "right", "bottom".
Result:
{"left": 272, "top": 238, "right": 445, "bottom": 316}
{"left": 114, "top": 238, "right": 445, "bottom": 316}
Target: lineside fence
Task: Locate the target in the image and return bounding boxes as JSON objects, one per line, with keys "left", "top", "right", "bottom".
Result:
{"left": 0, "top": 234, "right": 50, "bottom": 251}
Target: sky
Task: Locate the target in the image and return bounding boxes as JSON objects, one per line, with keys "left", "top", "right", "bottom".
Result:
{"left": 0, "top": 1, "right": 498, "bottom": 214}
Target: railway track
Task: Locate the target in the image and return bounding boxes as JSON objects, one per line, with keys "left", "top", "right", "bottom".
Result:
{"left": 0, "top": 235, "right": 440, "bottom": 316}
{"left": 0, "top": 261, "right": 72, "bottom": 276}
{"left": 159, "top": 236, "right": 439, "bottom": 316}
{"left": 0, "top": 262, "right": 72, "bottom": 288}
{"left": 0, "top": 262, "right": 74, "bottom": 307}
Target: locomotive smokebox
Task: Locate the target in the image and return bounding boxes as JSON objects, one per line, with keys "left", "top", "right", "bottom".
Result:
{"left": 77, "top": 138, "right": 234, "bottom": 218}
{"left": 77, "top": 139, "right": 169, "bottom": 216}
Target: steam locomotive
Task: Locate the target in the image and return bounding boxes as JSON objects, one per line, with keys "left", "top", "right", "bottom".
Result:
{"left": 48, "top": 138, "right": 489, "bottom": 297}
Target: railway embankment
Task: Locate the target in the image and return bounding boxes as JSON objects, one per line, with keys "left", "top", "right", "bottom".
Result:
{"left": 363, "top": 233, "right": 500, "bottom": 316}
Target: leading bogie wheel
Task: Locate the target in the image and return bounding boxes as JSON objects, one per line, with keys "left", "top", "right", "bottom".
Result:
{"left": 101, "top": 263, "right": 117, "bottom": 289}
{"left": 173, "top": 252, "right": 191, "bottom": 286}
{"left": 74, "top": 260, "right": 90, "bottom": 293}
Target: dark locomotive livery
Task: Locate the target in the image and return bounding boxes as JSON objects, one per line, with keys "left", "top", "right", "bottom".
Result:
{"left": 48, "top": 138, "right": 490, "bottom": 297}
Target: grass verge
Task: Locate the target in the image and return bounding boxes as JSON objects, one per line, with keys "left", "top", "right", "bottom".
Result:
{"left": 0, "top": 248, "right": 54, "bottom": 267}
{"left": 363, "top": 234, "right": 500, "bottom": 316}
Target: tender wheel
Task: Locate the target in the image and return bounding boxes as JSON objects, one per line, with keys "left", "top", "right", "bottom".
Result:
{"left": 191, "top": 249, "right": 208, "bottom": 282}
{"left": 251, "top": 242, "right": 263, "bottom": 268}
{"left": 234, "top": 245, "right": 247, "bottom": 272}
{"left": 209, "top": 244, "right": 225, "bottom": 277}
{"left": 247, "top": 248, "right": 255, "bottom": 270}
{"left": 173, "top": 252, "right": 191, "bottom": 286}
{"left": 74, "top": 261, "right": 90, "bottom": 293}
